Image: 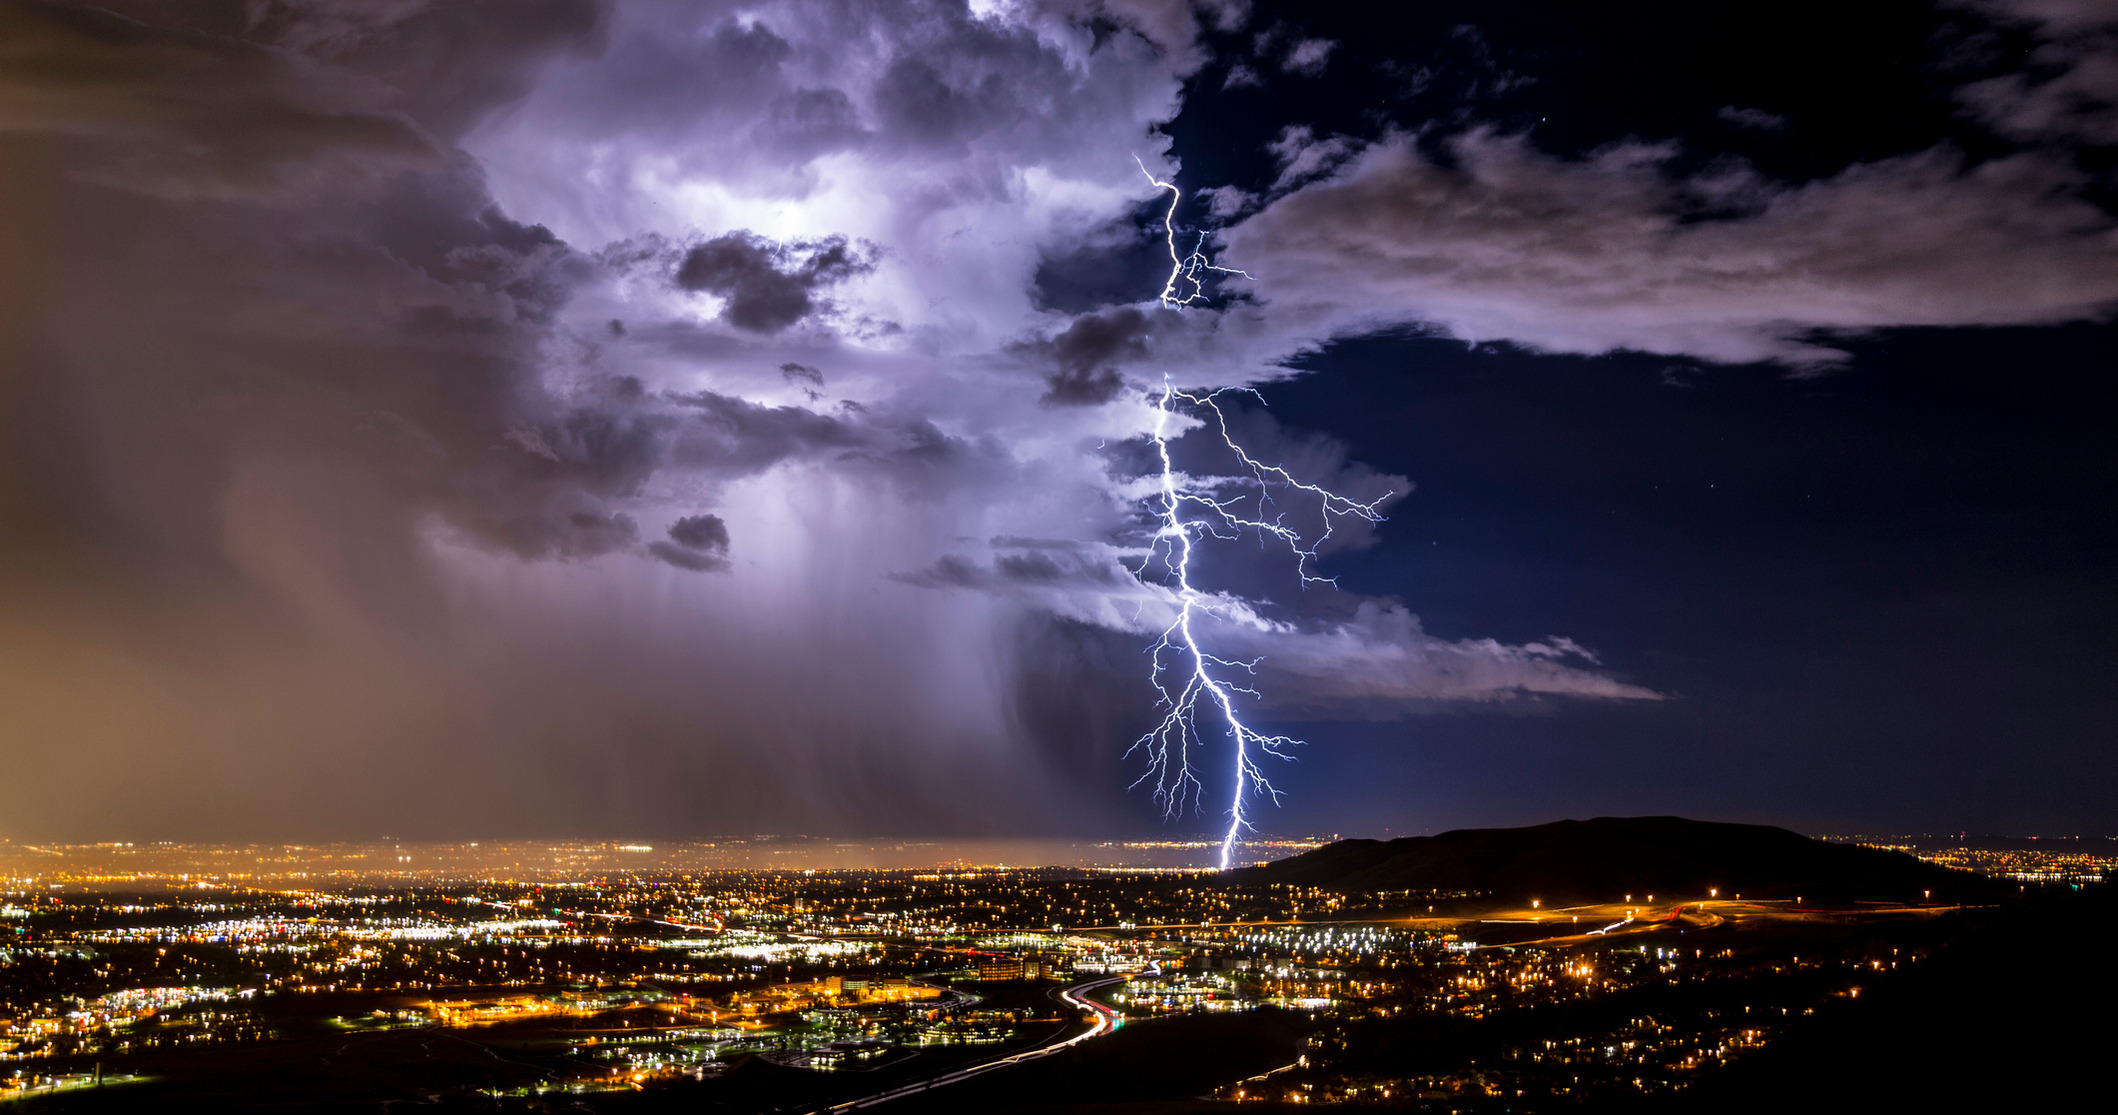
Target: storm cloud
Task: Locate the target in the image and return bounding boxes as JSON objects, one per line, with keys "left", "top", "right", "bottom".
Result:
{"left": 1015, "top": 306, "right": 1158, "bottom": 406}
{"left": 1221, "top": 131, "right": 2118, "bottom": 367}
{"left": 648, "top": 513, "right": 733, "bottom": 571}
{"left": 674, "top": 233, "right": 874, "bottom": 332}
{"left": 4, "top": 0, "right": 2105, "bottom": 844}
{"left": 1957, "top": 0, "right": 2118, "bottom": 144}
{"left": 0, "top": 0, "right": 1221, "bottom": 840}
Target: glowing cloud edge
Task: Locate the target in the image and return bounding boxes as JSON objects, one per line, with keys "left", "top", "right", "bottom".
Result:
{"left": 1128, "top": 162, "right": 1395, "bottom": 870}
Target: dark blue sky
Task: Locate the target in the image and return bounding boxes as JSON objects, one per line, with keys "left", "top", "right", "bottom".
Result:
{"left": 1242, "top": 326, "right": 2117, "bottom": 836}
{"left": 1139, "top": 0, "right": 2118, "bottom": 837}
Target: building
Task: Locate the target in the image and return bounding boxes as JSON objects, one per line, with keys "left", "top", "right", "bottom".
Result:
{"left": 977, "top": 956, "right": 1060, "bottom": 982}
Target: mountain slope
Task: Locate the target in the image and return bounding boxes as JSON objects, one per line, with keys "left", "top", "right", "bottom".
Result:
{"left": 1230, "top": 817, "right": 1993, "bottom": 905}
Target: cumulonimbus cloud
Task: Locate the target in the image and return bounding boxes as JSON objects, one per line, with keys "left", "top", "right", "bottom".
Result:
{"left": 0, "top": 0, "right": 1229, "bottom": 839}
{"left": 19, "top": 0, "right": 2101, "bottom": 839}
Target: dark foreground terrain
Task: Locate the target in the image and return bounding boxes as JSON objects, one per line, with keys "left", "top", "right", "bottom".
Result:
{"left": 1231, "top": 817, "right": 1999, "bottom": 906}
{"left": 5, "top": 820, "right": 2108, "bottom": 1113}
{"left": 895, "top": 884, "right": 2115, "bottom": 1115}
{"left": 11, "top": 885, "right": 2111, "bottom": 1113}
{"left": 1656, "top": 881, "right": 2115, "bottom": 1114}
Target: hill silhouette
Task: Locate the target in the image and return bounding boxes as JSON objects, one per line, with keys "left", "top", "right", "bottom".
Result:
{"left": 1231, "top": 817, "right": 1996, "bottom": 905}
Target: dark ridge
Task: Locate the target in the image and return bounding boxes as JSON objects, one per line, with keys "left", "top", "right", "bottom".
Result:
{"left": 1230, "top": 816, "right": 2000, "bottom": 905}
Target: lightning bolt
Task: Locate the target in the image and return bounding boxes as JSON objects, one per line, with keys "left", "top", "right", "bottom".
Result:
{"left": 1138, "top": 156, "right": 1251, "bottom": 307}
{"left": 1126, "top": 162, "right": 1391, "bottom": 870}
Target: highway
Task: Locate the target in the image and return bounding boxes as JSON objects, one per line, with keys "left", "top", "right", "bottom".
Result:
{"left": 811, "top": 976, "right": 1128, "bottom": 1112}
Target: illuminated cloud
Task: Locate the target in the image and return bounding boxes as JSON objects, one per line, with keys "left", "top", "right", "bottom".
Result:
{"left": 18, "top": 0, "right": 2100, "bottom": 842}
{"left": 899, "top": 547, "right": 1658, "bottom": 713}
{"left": 673, "top": 234, "right": 875, "bottom": 333}
{"left": 1956, "top": 0, "right": 2118, "bottom": 144}
{"left": 648, "top": 513, "right": 733, "bottom": 572}
{"left": 0, "top": 0, "right": 1213, "bottom": 838}
{"left": 1222, "top": 131, "right": 2118, "bottom": 368}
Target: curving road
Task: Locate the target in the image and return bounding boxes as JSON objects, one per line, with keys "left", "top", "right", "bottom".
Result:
{"left": 812, "top": 976, "right": 1128, "bottom": 1112}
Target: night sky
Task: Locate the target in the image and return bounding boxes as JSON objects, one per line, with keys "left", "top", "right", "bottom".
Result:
{"left": 0, "top": 0, "right": 2111, "bottom": 844}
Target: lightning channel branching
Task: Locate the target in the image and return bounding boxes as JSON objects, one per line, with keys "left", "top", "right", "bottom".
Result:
{"left": 1127, "top": 163, "right": 1390, "bottom": 870}
{"left": 1137, "top": 156, "right": 1251, "bottom": 306}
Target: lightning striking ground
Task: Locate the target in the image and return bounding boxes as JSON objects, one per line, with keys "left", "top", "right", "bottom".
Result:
{"left": 1127, "top": 164, "right": 1391, "bottom": 870}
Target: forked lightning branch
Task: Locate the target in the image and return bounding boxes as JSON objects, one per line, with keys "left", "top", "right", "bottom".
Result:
{"left": 1127, "top": 162, "right": 1394, "bottom": 870}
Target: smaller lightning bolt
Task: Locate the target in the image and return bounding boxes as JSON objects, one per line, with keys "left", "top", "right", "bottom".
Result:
{"left": 1126, "top": 162, "right": 1391, "bottom": 870}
